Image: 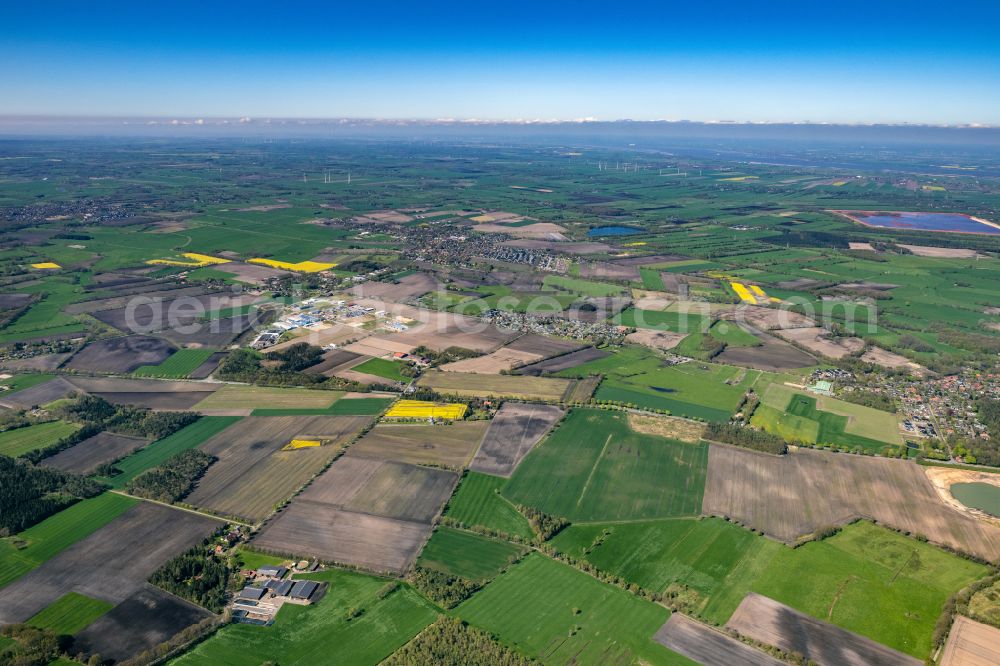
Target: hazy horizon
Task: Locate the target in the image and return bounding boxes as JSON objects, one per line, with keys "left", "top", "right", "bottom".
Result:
{"left": 3, "top": 0, "right": 1000, "bottom": 125}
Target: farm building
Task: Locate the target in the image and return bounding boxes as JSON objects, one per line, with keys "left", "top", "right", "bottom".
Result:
{"left": 257, "top": 565, "right": 288, "bottom": 579}
{"left": 239, "top": 587, "right": 266, "bottom": 601}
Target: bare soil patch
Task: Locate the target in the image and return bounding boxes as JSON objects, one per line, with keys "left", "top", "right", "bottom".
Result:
{"left": 0, "top": 376, "right": 78, "bottom": 409}
{"left": 254, "top": 503, "right": 430, "bottom": 574}
{"left": 654, "top": 613, "right": 780, "bottom": 666}
{"left": 41, "top": 432, "right": 149, "bottom": 475}
{"left": 727, "top": 593, "right": 920, "bottom": 666}
{"left": 66, "top": 335, "right": 176, "bottom": 374}
{"left": 579, "top": 262, "right": 640, "bottom": 281}
{"left": 471, "top": 403, "right": 565, "bottom": 477}
{"left": 503, "top": 334, "right": 583, "bottom": 358}
{"left": 861, "top": 347, "right": 926, "bottom": 375}
{"left": 187, "top": 415, "right": 372, "bottom": 522}
{"left": 848, "top": 242, "right": 876, "bottom": 251}
{"left": 626, "top": 329, "right": 687, "bottom": 351}
{"left": 0, "top": 503, "right": 219, "bottom": 624}
{"left": 73, "top": 584, "right": 213, "bottom": 663}
{"left": 703, "top": 446, "right": 1000, "bottom": 561}
{"left": 774, "top": 327, "right": 865, "bottom": 359}
{"left": 440, "top": 347, "right": 542, "bottom": 374}
{"left": 474, "top": 222, "right": 568, "bottom": 239}
{"left": 418, "top": 370, "right": 572, "bottom": 401}
{"left": 628, "top": 413, "right": 705, "bottom": 443}
{"left": 186, "top": 351, "right": 225, "bottom": 379}
{"left": 516, "top": 346, "right": 609, "bottom": 375}
{"left": 303, "top": 349, "right": 362, "bottom": 375}
{"left": 939, "top": 615, "right": 1000, "bottom": 666}
{"left": 715, "top": 331, "right": 816, "bottom": 371}
{"left": 212, "top": 262, "right": 292, "bottom": 285}
{"left": 349, "top": 272, "right": 442, "bottom": 301}
{"left": 898, "top": 244, "right": 983, "bottom": 258}
{"left": 0, "top": 352, "right": 73, "bottom": 372}
{"left": 348, "top": 421, "right": 488, "bottom": 469}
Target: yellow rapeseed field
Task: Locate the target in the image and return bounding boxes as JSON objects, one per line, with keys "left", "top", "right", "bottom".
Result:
{"left": 147, "top": 252, "right": 231, "bottom": 267}
{"left": 31, "top": 262, "right": 61, "bottom": 269}
{"left": 248, "top": 258, "right": 336, "bottom": 273}
{"left": 283, "top": 439, "right": 322, "bottom": 450}
{"left": 384, "top": 400, "right": 467, "bottom": 420}
{"left": 730, "top": 282, "right": 758, "bottom": 304}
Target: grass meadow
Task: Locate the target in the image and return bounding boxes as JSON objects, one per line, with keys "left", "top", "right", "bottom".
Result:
{"left": 27, "top": 592, "right": 113, "bottom": 634}
{"left": 444, "top": 472, "right": 535, "bottom": 539}
{"left": 503, "top": 409, "right": 707, "bottom": 521}
{"left": 0, "top": 421, "right": 80, "bottom": 457}
{"left": 417, "top": 527, "right": 524, "bottom": 581}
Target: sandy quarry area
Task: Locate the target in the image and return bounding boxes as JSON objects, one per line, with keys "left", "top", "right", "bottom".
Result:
{"left": 924, "top": 466, "right": 1000, "bottom": 527}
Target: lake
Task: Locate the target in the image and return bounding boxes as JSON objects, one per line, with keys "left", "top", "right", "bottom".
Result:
{"left": 587, "top": 225, "right": 642, "bottom": 237}
{"left": 838, "top": 210, "right": 1000, "bottom": 235}
{"left": 951, "top": 482, "right": 1000, "bottom": 517}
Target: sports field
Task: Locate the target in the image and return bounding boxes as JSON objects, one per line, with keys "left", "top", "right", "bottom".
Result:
{"left": 105, "top": 416, "right": 241, "bottom": 488}
{"left": 0, "top": 420, "right": 80, "bottom": 457}
{"left": 173, "top": 569, "right": 436, "bottom": 666}
{"left": 551, "top": 518, "right": 781, "bottom": 623}
{"left": 503, "top": 409, "right": 707, "bottom": 521}
{"left": 417, "top": 527, "right": 524, "bottom": 580}
{"left": 27, "top": 592, "right": 113, "bottom": 634}
{"left": 750, "top": 521, "right": 988, "bottom": 658}
{"left": 444, "top": 472, "right": 535, "bottom": 539}
{"left": 133, "top": 348, "right": 216, "bottom": 378}
{"left": 456, "top": 553, "right": 689, "bottom": 665}
{"left": 0, "top": 493, "right": 138, "bottom": 588}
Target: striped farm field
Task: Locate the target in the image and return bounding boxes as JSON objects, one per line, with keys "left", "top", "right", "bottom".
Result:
{"left": 444, "top": 472, "right": 535, "bottom": 539}
{"left": 417, "top": 527, "right": 524, "bottom": 580}
{"left": 503, "top": 409, "right": 707, "bottom": 522}
{"left": 456, "top": 553, "right": 687, "bottom": 665}
{"left": 0, "top": 420, "right": 80, "bottom": 457}
{"left": 134, "top": 348, "right": 217, "bottom": 378}
{"left": 27, "top": 592, "right": 113, "bottom": 634}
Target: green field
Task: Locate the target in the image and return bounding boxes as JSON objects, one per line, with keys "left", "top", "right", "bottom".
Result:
{"left": 503, "top": 409, "right": 707, "bottom": 522}
{"left": 0, "top": 420, "right": 80, "bottom": 457}
{"left": 0, "top": 374, "right": 55, "bottom": 394}
{"left": 352, "top": 357, "right": 409, "bottom": 382}
{"left": 551, "top": 518, "right": 782, "bottom": 623}
{"left": 708, "top": 320, "right": 760, "bottom": 346}
{"left": 250, "top": 396, "right": 394, "bottom": 416}
{"left": 104, "top": 416, "right": 241, "bottom": 488}
{"left": 752, "top": 383, "right": 901, "bottom": 452}
{"left": 751, "top": 521, "right": 988, "bottom": 658}
{"left": 614, "top": 307, "right": 709, "bottom": 334}
{"left": 133, "top": 348, "right": 216, "bottom": 378}
{"left": 444, "top": 472, "right": 535, "bottom": 539}
{"left": 417, "top": 527, "right": 524, "bottom": 580}
{"left": 561, "top": 346, "right": 758, "bottom": 422}
{"left": 542, "top": 275, "right": 626, "bottom": 297}
{"left": 0, "top": 493, "right": 138, "bottom": 588}
{"left": 235, "top": 546, "right": 291, "bottom": 571}
{"left": 27, "top": 592, "right": 113, "bottom": 634}
{"left": 456, "top": 553, "right": 691, "bottom": 665}
{"left": 173, "top": 569, "right": 437, "bottom": 666}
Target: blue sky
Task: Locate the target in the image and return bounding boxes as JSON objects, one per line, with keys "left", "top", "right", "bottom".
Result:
{"left": 2, "top": 1, "right": 999, "bottom": 124}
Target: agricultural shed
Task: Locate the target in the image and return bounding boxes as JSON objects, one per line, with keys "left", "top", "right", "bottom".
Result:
{"left": 289, "top": 580, "right": 318, "bottom": 600}
{"left": 239, "top": 587, "right": 266, "bottom": 601}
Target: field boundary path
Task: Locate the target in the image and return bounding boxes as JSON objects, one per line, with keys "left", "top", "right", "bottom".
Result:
{"left": 576, "top": 434, "right": 613, "bottom": 508}
{"left": 109, "top": 489, "right": 244, "bottom": 526}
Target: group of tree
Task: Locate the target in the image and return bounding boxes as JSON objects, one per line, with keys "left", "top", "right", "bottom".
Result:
{"left": 384, "top": 616, "right": 532, "bottom": 666}
{"left": 406, "top": 567, "right": 481, "bottom": 609}
{"left": 961, "top": 398, "right": 1000, "bottom": 467}
{"left": 125, "top": 449, "right": 215, "bottom": 503}
{"left": 216, "top": 347, "right": 360, "bottom": 390}
{"left": 835, "top": 390, "right": 896, "bottom": 413}
{"left": 518, "top": 505, "right": 569, "bottom": 541}
{"left": 0, "top": 455, "right": 104, "bottom": 535}
{"left": 412, "top": 345, "right": 481, "bottom": 367}
{"left": 704, "top": 422, "right": 789, "bottom": 455}
{"left": 0, "top": 624, "right": 76, "bottom": 666}
{"left": 58, "top": 393, "right": 197, "bottom": 439}
{"left": 149, "top": 541, "right": 233, "bottom": 613}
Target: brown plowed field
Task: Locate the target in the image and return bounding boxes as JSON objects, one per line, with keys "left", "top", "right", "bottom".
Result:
{"left": 0, "top": 503, "right": 219, "bottom": 624}
{"left": 727, "top": 593, "right": 921, "bottom": 666}
{"left": 348, "top": 421, "right": 488, "bottom": 468}
{"left": 470, "top": 403, "right": 565, "bottom": 477}
{"left": 703, "top": 445, "right": 1000, "bottom": 561}
{"left": 186, "top": 415, "right": 372, "bottom": 521}
{"left": 252, "top": 455, "right": 458, "bottom": 574}
{"left": 41, "top": 432, "right": 149, "bottom": 475}
{"left": 654, "top": 613, "right": 781, "bottom": 666}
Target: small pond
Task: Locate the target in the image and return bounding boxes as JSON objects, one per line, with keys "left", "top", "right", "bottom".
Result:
{"left": 951, "top": 482, "right": 1000, "bottom": 517}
